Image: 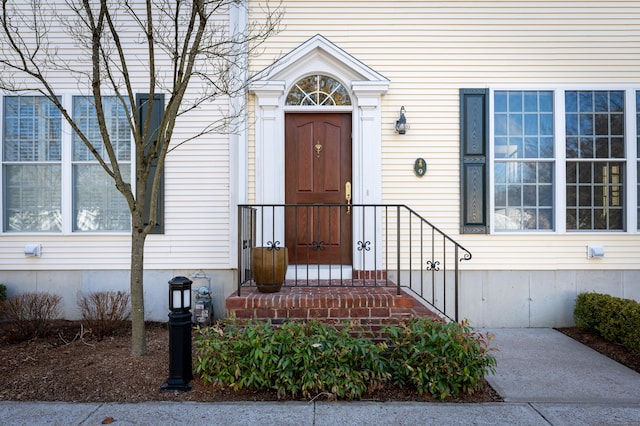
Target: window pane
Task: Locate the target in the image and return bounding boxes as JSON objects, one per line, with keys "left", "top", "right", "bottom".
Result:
{"left": 524, "top": 114, "right": 538, "bottom": 135}
{"left": 3, "top": 97, "right": 61, "bottom": 162}
{"left": 540, "top": 137, "right": 554, "bottom": 158}
{"left": 524, "top": 92, "right": 538, "bottom": 112}
{"left": 494, "top": 91, "right": 507, "bottom": 112}
{"left": 539, "top": 162, "right": 553, "bottom": 183}
{"left": 72, "top": 96, "right": 131, "bottom": 232}
{"left": 73, "top": 96, "right": 131, "bottom": 161}
{"left": 494, "top": 160, "right": 554, "bottom": 231}
{"left": 610, "top": 91, "right": 624, "bottom": 112}
{"left": 4, "top": 164, "right": 61, "bottom": 231}
{"left": 493, "top": 90, "right": 555, "bottom": 232}
{"left": 3, "top": 96, "right": 62, "bottom": 232}
{"left": 74, "top": 164, "right": 130, "bottom": 231}
{"left": 565, "top": 91, "right": 577, "bottom": 113}
{"left": 580, "top": 137, "right": 594, "bottom": 158}
{"left": 579, "top": 92, "right": 593, "bottom": 112}
{"left": 566, "top": 91, "right": 626, "bottom": 231}
{"left": 509, "top": 115, "right": 523, "bottom": 136}
{"left": 539, "top": 185, "right": 553, "bottom": 206}
{"left": 509, "top": 92, "right": 523, "bottom": 112}
{"left": 285, "top": 74, "right": 351, "bottom": 106}
{"left": 594, "top": 114, "right": 608, "bottom": 135}
{"left": 580, "top": 114, "right": 593, "bottom": 135}
{"left": 539, "top": 92, "right": 553, "bottom": 112}
{"left": 540, "top": 114, "right": 553, "bottom": 136}
{"left": 495, "top": 114, "right": 507, "bottom": 136}
{"left": 523, "top": 185, "right": 537, "bottom": 205}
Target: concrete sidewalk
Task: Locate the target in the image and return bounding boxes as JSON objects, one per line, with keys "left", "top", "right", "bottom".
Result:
{"left": 1, "top": 329, "right": 639, "bottom": 426}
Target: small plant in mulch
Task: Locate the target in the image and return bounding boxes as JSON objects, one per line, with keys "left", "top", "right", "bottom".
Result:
{"left": 77, "top": 290, "right": 131, "bottom": 339}
{"left": 2, "top": 292, "right": 62, "bottom": 340}
{"left": 194, "top": 318, "right": 496, "bottom": 401}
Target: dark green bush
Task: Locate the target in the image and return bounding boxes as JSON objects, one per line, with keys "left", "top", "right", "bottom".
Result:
{"left": 574, "top": 292, "right": 640, "bottom": 352}
{"left": 194, "top": 318, "right": 496, "bottom": 400}
{"left": 383, "top": 318, "right": 496, "bottom": 399}
{"left": 194, "top": 320, "right": 389, "bottom": 399}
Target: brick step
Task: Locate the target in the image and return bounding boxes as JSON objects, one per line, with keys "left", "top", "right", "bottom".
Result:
{"left": 226, "top": 285, "right": 441, "bottom": 326}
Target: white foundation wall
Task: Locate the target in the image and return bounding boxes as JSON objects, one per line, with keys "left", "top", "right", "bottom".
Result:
{"left": 460, "top": 270, "right": 640, "bottom": 328}
{"left": 0, "top": 269, "right": 236, "bottom": 322}
{"left": 4, "top": 267, "right": 636, "bottom": 326}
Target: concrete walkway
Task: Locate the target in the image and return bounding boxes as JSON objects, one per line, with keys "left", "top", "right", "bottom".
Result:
{"left": 1, "top": 329, "right": 639, "bottom": 425}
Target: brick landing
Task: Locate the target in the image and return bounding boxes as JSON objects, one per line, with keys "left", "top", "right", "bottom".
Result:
{"left": 226, "top": 284, "right": 441, "bottom": 326}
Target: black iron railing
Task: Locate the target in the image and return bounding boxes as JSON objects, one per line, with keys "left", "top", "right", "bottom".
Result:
{"left": 237, "top": 204, "right": 472, "bottom": 321}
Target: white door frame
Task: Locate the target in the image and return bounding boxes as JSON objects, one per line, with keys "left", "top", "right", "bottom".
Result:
{"left": 249, "top": 35, "right": 389, "bottom": 272}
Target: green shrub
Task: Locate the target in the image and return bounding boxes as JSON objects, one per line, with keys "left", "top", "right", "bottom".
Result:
{"left": 3, "top": 292, "right": 62, "bottom": 340}
{"left": 574, "top": 292, "right": 640, "bottom": 352}
{"left": 195, "top": 320, "right": 389, "bottom": 399}
{"left": 194, "top": 318, "right": 497, "bottom": 400}
{"left": 77, "top": 290, "right": 131, "bottom": 339}
{"left": 383, "top": 318, "right": 496, "bottom": 399}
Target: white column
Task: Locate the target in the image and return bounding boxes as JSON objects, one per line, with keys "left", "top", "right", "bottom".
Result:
{"left": 351, "top": 81, "right": 388, "bottom": 272}
{"left": 250, "top": 81, "right": 286, "bottom": 245}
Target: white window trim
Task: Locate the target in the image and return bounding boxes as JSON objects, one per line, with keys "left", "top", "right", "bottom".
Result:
{"left": 0, "top": 92, "right": 135, "bottom": 235}
{"left": 489, "top": 85, "right": 640, "bottom": 235}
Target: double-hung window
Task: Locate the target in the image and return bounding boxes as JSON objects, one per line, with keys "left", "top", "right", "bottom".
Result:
{"left": 3, "top": 96, "right": 62, "bottom": 232}
{"left": 2, "top": 95, "right": 131, "bottom": 233}
{"left": 565, "top": 91, "right": 625, "bottom": 231}
{"left": 72, "top": 96, "right": 131, "bottom": 232}
{"left": 493, "top": 91, "right": 554, "bottom": 231}
{"left": 489, "top": 88, "right": 636, "bottom": 233}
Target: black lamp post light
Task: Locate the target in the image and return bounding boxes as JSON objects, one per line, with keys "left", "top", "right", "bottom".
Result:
{"left": 161, "top": 276, "right": 193, "bottom": 392}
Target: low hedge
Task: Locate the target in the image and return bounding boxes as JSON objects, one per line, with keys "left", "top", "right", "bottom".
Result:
{"left": 574, "top": 292, "right": 640, "bottom": 352}
{"left": 194, "top": 318, "right": 496, "bottom": 400}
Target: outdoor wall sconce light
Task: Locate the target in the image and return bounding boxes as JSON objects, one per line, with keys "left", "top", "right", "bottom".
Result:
{"left": 161, "top": 276, "right": 193, "bottom": 392}
{"left": 395, "top": 106, "right": 408, "bottom": 134}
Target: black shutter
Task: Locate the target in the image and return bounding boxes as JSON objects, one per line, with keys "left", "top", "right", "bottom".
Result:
{"left": 460, "top": 88, "right": 489, "bottom": 234}
{"left": 136, "top": 93, "right": 165, "bottom": 234}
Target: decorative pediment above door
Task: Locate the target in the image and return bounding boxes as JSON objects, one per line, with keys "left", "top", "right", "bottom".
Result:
{"left": 248, "top": 35, "right": 388, "bottom": 273}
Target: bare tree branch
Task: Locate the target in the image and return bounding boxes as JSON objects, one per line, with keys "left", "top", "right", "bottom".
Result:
{"left": 0, "top": 0, "right": 283, "bottom": 356}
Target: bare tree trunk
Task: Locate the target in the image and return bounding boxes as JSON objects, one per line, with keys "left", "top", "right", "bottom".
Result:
{"left": 130, "top": 227, "right": 147, "bottom": 356}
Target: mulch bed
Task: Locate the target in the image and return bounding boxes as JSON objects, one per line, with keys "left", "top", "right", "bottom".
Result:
{"left": 1, "top": 320, "right": 635, "bottom": 403}
{"left": 0, "top": 321, "right": 500, "bottom": 403}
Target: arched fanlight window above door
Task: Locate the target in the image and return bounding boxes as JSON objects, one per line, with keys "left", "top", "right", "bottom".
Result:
{"left": 286, "top": 74, "right": 352, "bottom": 106}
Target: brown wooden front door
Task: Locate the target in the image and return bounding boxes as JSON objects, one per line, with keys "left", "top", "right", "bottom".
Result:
{"left": 285, "top": 113, "right": 352, "bottom": 265}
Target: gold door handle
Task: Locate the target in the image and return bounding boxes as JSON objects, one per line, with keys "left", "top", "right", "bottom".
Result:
{"left": 345, "top": 181, "right": 351, "bottom": 215}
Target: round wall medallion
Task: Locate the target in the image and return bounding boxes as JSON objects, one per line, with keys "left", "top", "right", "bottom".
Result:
{"left": 414, "top": 158, "right": 427, "bottom": 177}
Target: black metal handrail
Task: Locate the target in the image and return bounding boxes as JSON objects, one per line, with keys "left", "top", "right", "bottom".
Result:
{"left": 237, "top": 204, "right": 472, "bottom": 321}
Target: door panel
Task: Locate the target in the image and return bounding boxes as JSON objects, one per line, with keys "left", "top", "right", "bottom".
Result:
{"left": 285, "top": 113, "right": 352, "bottom": 265}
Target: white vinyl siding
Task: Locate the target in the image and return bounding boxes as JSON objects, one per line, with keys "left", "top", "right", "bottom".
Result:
{"left": 249, "top": 1, "right": 640, "bottom": 270}
{"left": 0, "top": 2, "right": 233, "bottom": 270}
